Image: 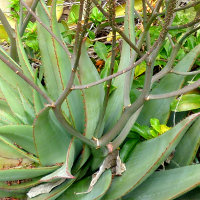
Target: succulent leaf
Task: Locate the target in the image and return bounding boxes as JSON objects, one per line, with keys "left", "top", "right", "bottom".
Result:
{"left": 123, "top": 165, "right": 200, "bottom": 200}
{"left": 0, "top": 177, "right": 40, "bottom": 193}
{"left": 104, "top": 0, "right": 135, "bottom": 131}
{"left": 168, "top": 117, "right": 200, "bottom": 168}
{"left": 137, "top": 44, "right": 200, "bottom": 125}
{"left": 16, "top": 26, "right": 34, "bottom": 80}
{"left": 0, "top": 125, "right": 36, "bottom": 155}
{"left": 0, "top": 46, "right": 33, "bottom": 102}
{"left": 102, "top": 113, "right": 200, "bottom": 200}
{"left": 36, "top": 0, "right": 84, "bottom": 131}
{"left": 78, "top": 42, "right": 104, "bottom": 139}
{"left": 27, "top": 177, "right": 77, "bottom": 200}
{"left": 58, "top": 170, "right": 112, "bottom": 200}
{"left": 33, "top": 107, "right": 71, "bottom": 166}
{"left": 0, "top": 165, "right": 58, "bottom": 181}
{"left": 40, "top": 138, "right": 82, "bottom": 182}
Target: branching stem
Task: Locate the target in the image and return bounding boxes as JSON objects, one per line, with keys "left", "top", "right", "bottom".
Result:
{"left": 98, "top": 0, "right": 177, "bottom": 147}
{"left": 20, "top": 0, "right": 40, "bottom": 36}
{"left": 92, "top": 0, "right": 143, "bottom": 56}
{"left": 20, "top": 0, "right": 71, "bottom": 58}
{"left": 148, "top": 79, "right": 200, "bottom": 100}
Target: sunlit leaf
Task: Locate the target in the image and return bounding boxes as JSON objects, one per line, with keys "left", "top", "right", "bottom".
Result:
{"left": 171, "top": 94, "right": 200, "bottom": 112}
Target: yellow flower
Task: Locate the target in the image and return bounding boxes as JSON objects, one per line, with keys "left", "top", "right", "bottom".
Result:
{"left": 160, "top": 125, "right": 171, "bottom": 135}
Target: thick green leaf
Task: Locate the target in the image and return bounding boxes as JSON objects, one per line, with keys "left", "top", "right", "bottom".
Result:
{"left": 0, "top": 97, "right": 14, "bottom": 114}
{"left": 0, "top": 166, "right": 58, "bottom": 181}
{"left": 104, "top": 0, "right": 135, "bottom": 131}
{"left": 171, "top": 94, "right": 200, "bottom": 112}
{"left": 120, "top": 139, "right": 139, "bottom": 163}
{"left": 168, "top": 117, "right": 200, "bottom": 168}
{"left": 58, "top": 170, "right": 112, "bottom": 200}
{"left": 0, "top": 177, "right": 40, "bottom": 193}
{"left": 0, "top": 135, "right": 38, "bottom": 163}
{"left": 16, "top": 26, "right": 34, "bottom": 80}
{"left": 72, "top": 145, "right": 90, "bottom": 173}
{"left": 37, "top": 0, "right": 84, "bottom": 131}
{"left": 0, "top": 109, "right": 20, "bottom": 125}
{"left": 0, "top": 138, "right": 33, "bottom": 170}
{"left": 123, "top": 165, "right": 200, "bottom": 200}
{"left": 0, "top": 76, "right": 28, "bottom": 123}
{"left": 40, "top": 138, "right": 82, "bottom": 181}
{"left": 137, "top": 44, "right": 200, "bottom": 125}
{"left": 0, "top": 46, "right": 33, "bottom": 102}
{"left": 33, "top": 107, "right": 71, "bottom": 166}
{"left": 33, "top": 88, "right": 44, "bottom": 115}
{"left": 0, "top": 125, "right": 36, "bottom": 155}
{"left": 27, "top": 169, "right": 87, "bottom": 200}
{"left": 18, "top": 88, "right": 35, "bottom": 123}
{"left": 27, "top": 178, "right": 76, "bottom": 200}
{"left": 102, "top": 113, "right": 199, "bottom": 200}
{"left": 112, "top": 106, "right": 142, "bottom": 158}
{"left": 78, "top": 43, "right": 104, "bottom": 139}
{"left": 0, "top": 190, "right": 26, "bottom": 199}
{"left": 33, "top": 74, "right": 46, "bottom": 115}
{"left": 0, "top": 47, "right": 34, "bottom": 123}
{"left": 36, "top": 1, "right": 66, "bottom": 100}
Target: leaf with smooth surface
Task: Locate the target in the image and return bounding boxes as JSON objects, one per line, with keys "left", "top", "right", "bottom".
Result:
{"left": 0, "top": 125, "right": 36, "bottom": 155}
{"left": 0, "top": 76, "right": 27, "bottom": 123}
{"left": 0, "top": 110, "right": 20, "bottom": 125}
{"left": 104, "top": 0, "right": 135, "bottom": 131}
{"left": 0, "top": 46, "right": 33, "bottom": 102}
{"left": 0, "top": 166, "right": 58, "bottom": 181}
{"left": 78, "top": 43, "right": 104, "bottom": 139}
{"left": 0, "top": 139, "right": 33, "bottom": 170}
{"left": 18, "top": 88, "right": 35, "bottom": 123}
{"left": 36, "top": 1, "right": 66, "bottom": 100}
{"left": 171, "top": 94, "right": 200, "bottom": 112}
{"left": 0, "top": 190, "right": 26, "bottom": 199}
{"left": 168, "top": 117, "right": 200, "bottom": 168}
{"left": 58, "top": 170, "right": 112, "bottom": 200}
{"left": 40, "top": 138, "right": 82, "bottom": 181}
{"left": 33, "top": 80, "right": 45, "bottom": 114}
{"left": 0, "top": 47, "right": 34, "bottom": 123}
{"left": 37, "top": 0, "right": 84, "bottom": 131}
{"left": 102, "top": 113, "right": 199, "bottom": 200}
{"left": 33, "top": 107, "right": 71, "bottom": 166}
{"left": 0, "top": 178, "right": 40, "bottom": 193}
{"left": 0, "top": 94, "right": 14, "bottom": 113}
{"left": 16, "top": 27, "right": 34, "bottom": 80}
{"left": 72, "top": 145, "right": 90, "bottom": 173}
{"left": 0, "top": 135, "right": 38, "bottom": 163}
{"left": 137, "top": 44, "right": 200, "bottom": 125}
{"left": 123, "top": 165, "right": 200, "bottom": 200}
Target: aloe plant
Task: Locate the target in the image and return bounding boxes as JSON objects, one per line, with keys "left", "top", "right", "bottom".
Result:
{"left": 0, "top": 0, "right": 200, "bottom": 199}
